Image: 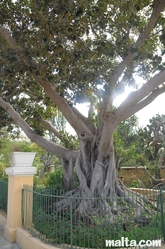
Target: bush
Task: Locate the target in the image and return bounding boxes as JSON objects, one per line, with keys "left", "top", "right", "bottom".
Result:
{"left": 47, "top": 167, "right": 63, "bottom": 189}
{"left": 35, "top": 166, "right": 80, "bottom": 190}
{"left": 0, "top": 162, "right": 5, "bottom": 177}
{"left": 32, "top": 198, "right": 162, "bottom": 249}
{"left": 35, "top": 166, "right": 64, "bottom": 190}
{"left": 128, "top": 180, "right": 141, "bottom": 188}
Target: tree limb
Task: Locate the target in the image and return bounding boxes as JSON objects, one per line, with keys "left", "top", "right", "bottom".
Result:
{"left": 71, "top": 106, "right": 96, "bottom": 134}
{"left": 39, "top": 119, "right": 62, "bottom": 139}
{"left": 0, "top": 97, "right": 77, "bottom": 160}
{"left": 28, "top": 118, "right": 62, "bottom": 140}
{"left": 115, "top": 70, "right": 165, "bottom": 124}
{"left": 0, "top": 26, "right": 21, "bottom": 55}
{"left": 0, "top": 25, "right": 94, "bottom": 141}
{"left": 123, "top": 87, "right": 165, "bottom": 120}
{"left": 0, "top": 120, "right": 14, "bottom": 124}
{"left": 105, "top": 0, "right": 165, "bottom": 108}
{"left": 97, "top": 112, "right": 116, "bottom": 162}
{"left": 34, "top": 76, "right": 93, "bottom": 141}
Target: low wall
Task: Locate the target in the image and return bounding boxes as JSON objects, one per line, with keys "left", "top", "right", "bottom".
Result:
{"left": 16, "top": 228, "right": 60, "bottom": 249}
{"left": 130, "top": 187, "right": 165, "bottom": 200}
{"left": 119, "top": 166, "right": 165, "bottom": 187}
{"left": 0, "top": 210, "right": 7, "bottom": 228}
{"left": 0, "top": 210, "right": 60, "bottom": 249}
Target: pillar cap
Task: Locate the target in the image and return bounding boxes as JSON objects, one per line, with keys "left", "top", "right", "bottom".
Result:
{"left": 9, "top": 152, "right": 36, "bottom": 167}
{"left": 5, "top": 166, "right": 36, "bottom": 176}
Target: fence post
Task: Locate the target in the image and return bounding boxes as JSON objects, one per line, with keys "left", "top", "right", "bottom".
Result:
{"left": 23, "top": 184, "right": 33, "bottom": 229}
{"left": 70, "top": 198, "right": 73, "bottom": 248}
{"left": 160, "top": 188, "right": 165, "bottom": 242}
{"left": 4, "top": 153, "right": 36, "bottom": 243}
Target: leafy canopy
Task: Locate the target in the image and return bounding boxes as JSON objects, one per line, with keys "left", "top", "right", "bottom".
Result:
{"left": 0, "top": 0, "right": 165, "bottom": 135}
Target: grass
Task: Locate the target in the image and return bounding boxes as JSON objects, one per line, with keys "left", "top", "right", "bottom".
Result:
{"left": 31, "top": 211, "right": 162, "bottom": 248}
{"left": 26, "top": 192, "right": 163, "bottom": 249}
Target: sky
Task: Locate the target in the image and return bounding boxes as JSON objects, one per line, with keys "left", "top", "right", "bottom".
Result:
{"left": 113, "top": 89, "right": 165, "bottom": 127}
{"left": 67, "top": 88, "right": 165, "bottom": 134}
{"left": 136, "top": 93, "right": 165, "bottom": 126}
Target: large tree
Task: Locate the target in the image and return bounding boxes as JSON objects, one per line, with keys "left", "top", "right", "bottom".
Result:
{"left": 138, "top": 114, "right": 165, "bottom": 164}
{"left": 0, "top": 0, "right": 165, "bottom": 220}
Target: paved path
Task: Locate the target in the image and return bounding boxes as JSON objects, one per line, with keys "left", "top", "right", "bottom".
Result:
{"left": 0, "top": 226, "right": 20, "bottom": 249}
{"left": 1, "top": 225, "right": 165, "bottom": 249}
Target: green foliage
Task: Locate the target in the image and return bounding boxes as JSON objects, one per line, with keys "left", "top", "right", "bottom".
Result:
{"left": 31, "top": 188, "right": 162, "bottom": 248}
{"left": 135, "top": 154, "right": 148, "bottom": 166}
{"left": 33, "top": 213, "right": 161, "bottom": 248}
{"left": 34, "top": 166, "right": 79, "bottom": 190}
{"left": 9, "top": 141, "right": 33, "bottom": 152}
{"left": 32, "top": 144, "right": 59, "bottom": 178}
{"left": 0, "top": 0, "right": 165, "bottom": 189}
{"left": 114, "top": 115, "right": 149, "bottom": 167}
{"left": 115, "top": 114, "right": 165, "bottom": 168}
{"left": 45, "top": 167, "right": 63, "bottom": 189}
{"left": 137, "top": 114, "right": 165, "bottom": 165}
{"left": 0, "top": 138, "right": 34, "bottom": 168}
{"left": 0, "top": 137, "right": 60, "bottom": 181}
{"left": 128, "top": 180, "right": 142, "bottom": 188}
{"left": 120, "top": 147, "right": 148, "bottom": 166}
{"left": 0, "top": 0, "right": 165, "bottom": 136}
{"left": 0, "top": 162, "right": 5, "bottom": 178}
{"left": 116, "top": 115, "right": 139, "bottom": 147}
{"left": 60, "top": 131, "right": 79, "bottom": 150}
{"left": 34, "top": 166, "right": 64, "bottom": 190}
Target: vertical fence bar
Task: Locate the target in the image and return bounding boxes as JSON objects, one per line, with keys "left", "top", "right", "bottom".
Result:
{"left": 160, "top": 188, "right": 165, "bottom": 242}
{"left": 22, "top": 188, "right": 24, "bottom": 226}
{"left": 54, "top": 190, "right": 59, "bottom": 244}
{"left": 70, "top": 197, "right": 73, "bottom": 248}
{"left": 154, "top": 190, "right": 160, "bottom": 240}
{"left": 19, "top": 186, "right": 165, "bottom": 249}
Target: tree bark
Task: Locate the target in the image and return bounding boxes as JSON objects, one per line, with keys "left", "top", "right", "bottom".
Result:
{"left": 0, "top": 97, "right": 77, "bottom": 161}
{"left": 0, "top": 97, "right": 155, "bottom": 222}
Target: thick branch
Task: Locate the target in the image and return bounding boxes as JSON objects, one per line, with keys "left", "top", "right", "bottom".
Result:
{"left": 102, "top": 151, "right": 116, "bottom": 198}
{"left": 34, "top": 77, "right": 93, "bottom": 140}
{"left": 0, "top": 120, "right": 13, "bottom": 124}
{"left": 71, "top": 106, "right": 96, "bottom": 134}
{"left": 136, "top": 0, "right": 165, "bottom": 48}
{"left": 105, "top": 0, "right": 165, "bottom": 108}
{"left": 28, "top": 118, "right": 62, "bottom": 140}
{"left": 0, "top": 26, "right": 21, "bottom": 54}
{"left": 0, "top": 25, "right": 93, "bottom": 140}
{"left": 115, "top": 70, "right": 165, "bottom": 124}
{"left": 122, "top": 87, "right": 165, "bottom": 121}
{"left": 61, "top": 158, "right": 74, "bottom": 190}
{"left": 98, "top": 112, "right": 116, "bottom": 162}
{"left": 0, "top": 97, "right": 77, "bottom": 160}
{"left": 39, "top": 119, "right": 62, "bottom": 139}
{"left": 75, "top": 153, "right": 91, "bottom": 197}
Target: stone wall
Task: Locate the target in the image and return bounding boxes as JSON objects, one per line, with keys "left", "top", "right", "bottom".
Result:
{"left": 119, "top": 166, "right": 165, "bottom": 188}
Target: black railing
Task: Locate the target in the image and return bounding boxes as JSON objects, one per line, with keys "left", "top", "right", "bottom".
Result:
{"left": 0, "top": 179, "right": 8, "bottom": 213}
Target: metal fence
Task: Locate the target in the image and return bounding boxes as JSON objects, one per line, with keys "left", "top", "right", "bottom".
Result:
{"left": 0, "top": 179, "right": 8, "bottom": 213}
{"left": 159, "top": 186, "right": 165, "bottom": 243}
{"left": 22, "top": 186, "right": 163, "bottom": 249}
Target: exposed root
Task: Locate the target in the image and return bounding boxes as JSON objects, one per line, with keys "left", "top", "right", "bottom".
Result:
{"left": 53, "top": 188, "right": 81, "bottom": 212}
{"left": 50, "top": 182, "right": 157, "bottom": 230}
{"left": 52, "top": 150, "right": 157, "bottom": 227}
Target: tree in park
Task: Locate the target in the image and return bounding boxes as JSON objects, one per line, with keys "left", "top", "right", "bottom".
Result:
{"left": 139, "top": 114, "right": 165, "bottom": 165}
{"left": 0, "top": 0, "right": 165, "bottom": 221}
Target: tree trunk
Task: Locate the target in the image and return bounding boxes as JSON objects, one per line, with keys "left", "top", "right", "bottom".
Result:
{"left": 61, "top": 158, "right": 74, "bottom": 191}
{"left": 64, "top": 133, "right": 152, "bottom": 223}
{"left": 0, "top": 97, "right": 154, "bottom": 224}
